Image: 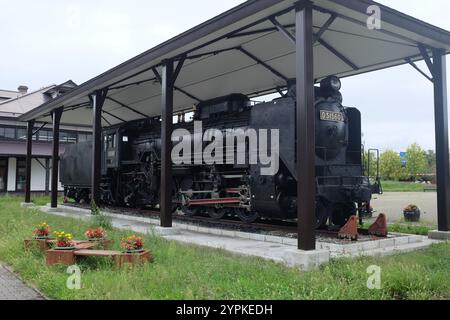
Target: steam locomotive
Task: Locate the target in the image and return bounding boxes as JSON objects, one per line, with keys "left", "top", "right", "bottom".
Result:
{"left": 60, "top": 76, "right": 378, "bottom": 228}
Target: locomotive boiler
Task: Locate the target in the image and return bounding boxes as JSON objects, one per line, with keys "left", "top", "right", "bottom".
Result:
{"left": 60, "top": 76, "right": 377, "bottom": 228}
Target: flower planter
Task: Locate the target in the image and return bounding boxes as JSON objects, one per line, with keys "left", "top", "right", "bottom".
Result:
{"left": 126, "top": 249, "right": 145, "bottom": 254}
{"left": 24, "top": 239, "right": 53, "bottom": 252}
{"left": 114, "top": 250, "right": 153, "bottom": 267}
{"left": 54, "top": 246, "right": 76, "bottom": 251}
{"left": 87, "top": 238, "right": 106, "bottom": 242}
{"left": 46, "top": 249, "right": 76, "bottom": 266}
{"left": 404, "top": 210, "right": 421, "bottom": 222}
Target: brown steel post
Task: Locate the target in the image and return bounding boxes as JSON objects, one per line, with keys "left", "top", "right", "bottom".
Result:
{"left": 51, "top": 108, "right": 63, "bottom": 208}
{"left": 24, "top": 120, "right": 35, "bottom": 203}
{"left": 160, "top": 60, "right": 174, "bottom": 228}
{"left": 91, "top": 90, "right": 107, "bottom": 206}
{"left": 296, "top": 1, "right": 316, "bottom": 250}
{"left": 433, "top": 48, "right": 450, "bottom": 232}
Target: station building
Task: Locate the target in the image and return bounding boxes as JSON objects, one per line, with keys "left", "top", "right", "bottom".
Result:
{"left": 0, "top": 81, "right": 92, "bottom": 194}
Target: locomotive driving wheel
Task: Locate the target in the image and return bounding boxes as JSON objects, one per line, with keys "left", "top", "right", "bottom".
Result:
{"left": 331, "top": 202, "right": 357, "bottom": 227}
{"left": 315, "top": 199, "right": 330, "bottom": 229}
{"left": 235, "top": 208, "right": 259, "bottom": 224}
{"left": 180, "top": 205, "right": 201, "bottom": 217}
{"left": 205, "top": 207, "right": 229, "bottom": 220}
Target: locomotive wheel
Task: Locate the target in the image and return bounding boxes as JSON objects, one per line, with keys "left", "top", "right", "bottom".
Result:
{"left": 206, "top": 207, "right": 228, "bottom": 220}
{"left": 235, "top": 208, "right": 259, "bottom": 224}
{"left": 180, "top": 205, "right": 201, "bottom": 217}
{"left": 331, "top": 203, "right": 357, "bottom": 227}
{"left": 315, "top": 200, "right": 330, "bottom": 229}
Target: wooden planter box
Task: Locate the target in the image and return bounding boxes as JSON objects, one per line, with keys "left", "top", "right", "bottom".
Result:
{"left": 24, "top": 239, "right": 54, "bottom": 253}
{"left": 88, "top": 239, "right": 114, "bottom": 250}
{"left": 46, "top": 249, "right": 76, "bottom": 266}
{"left": 114, "top": 251, "right": 153, "bottom": 267}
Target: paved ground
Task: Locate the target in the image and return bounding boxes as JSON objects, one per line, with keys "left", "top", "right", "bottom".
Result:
{"left": 0, "top": 263, "right": 44, "bottom": 300}
{"left": 371, "top": 192, "right": 437, "bottom": 225}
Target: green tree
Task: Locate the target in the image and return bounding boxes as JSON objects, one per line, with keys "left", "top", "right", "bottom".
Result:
{"left": 364, "top": 151, "right": 378, "bottom": 177}
{"left": 405, "top": 143, "right": 428, "bottom": 181}
{"left": 425, "top": 150, "right": 436, "bottom": 174}
{"left": 380, "top": 150, "right": 402, "bottom": 180}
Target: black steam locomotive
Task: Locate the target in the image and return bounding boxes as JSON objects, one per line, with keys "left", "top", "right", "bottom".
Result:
{"left": 61, "top": 76, "right": 378, "bottom": 228}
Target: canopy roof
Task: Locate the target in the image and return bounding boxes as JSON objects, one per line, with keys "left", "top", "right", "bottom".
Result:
{"left": 20, "top": 0, "right": 450, "bottom": 126}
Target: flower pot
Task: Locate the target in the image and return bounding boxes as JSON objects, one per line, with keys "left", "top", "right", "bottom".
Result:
{"left": 126, "top": 249, "right": 145, "bottom": 254}
{"left": 54, "top": 246, "right": 76, "bottom": 251}
{"left": 34, "top": 236, "right": 50, "bottom": 240}
{"left": 87, "top": 238, "right": 106, "bottom": 242}
{"left": 404, "top": 210, "right": 421, "bottom": 222}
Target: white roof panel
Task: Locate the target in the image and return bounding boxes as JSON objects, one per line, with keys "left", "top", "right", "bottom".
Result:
{"left": 20, "top": 0, "right": 450, "bottom": 126}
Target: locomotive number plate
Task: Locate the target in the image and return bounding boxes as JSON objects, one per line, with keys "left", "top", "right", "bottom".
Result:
{"left": 320, "top": 110, "right": 344, "bottom": 122}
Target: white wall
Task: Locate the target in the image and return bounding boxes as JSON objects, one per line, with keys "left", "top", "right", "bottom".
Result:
{"left": 7, "top": 157, "right": 16, "bottom": 191}
{"left": 48, "top": 159, "right": 63, "bottom": 191}
{"left": 31, "top": 158, "right": 46, "bottom": 191}
{"left": 4, "top": 157, "right": 63, "bottom": 192}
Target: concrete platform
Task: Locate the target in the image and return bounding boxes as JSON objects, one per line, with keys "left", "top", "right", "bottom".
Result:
{"left": 34, "top": 204, "right": 442, "bottom": 270}
{"left": 429, "top": 230, "right": 450, "bottom": 241}
{"left": 20, "top": 202, "right": 36, "bottom": 209}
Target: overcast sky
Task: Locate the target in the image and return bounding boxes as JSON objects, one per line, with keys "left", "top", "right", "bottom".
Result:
{"left": 1, "top": 0, "right": 450, "bottom": 152}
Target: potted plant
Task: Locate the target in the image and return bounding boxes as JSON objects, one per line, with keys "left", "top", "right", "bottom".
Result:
{"left": 121, "top": 235, "right": 145, "bottom": 253}
{"left": 403, "top": 204, "right": 421, "bottom": 222}
{"left": 33, "top": 222, "right": 50, "bottom": 239}
{"left": 85, "top": 227, "right": 107, "bottom": 241}
{"left": 54, "top": 231, "right": 75, "bottom": 250}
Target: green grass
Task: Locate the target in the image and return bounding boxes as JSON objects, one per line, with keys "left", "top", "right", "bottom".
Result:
{"left": 381, "top": 181, "right": 433, "bottom": 192}
{"left": 363, "top": 223, "right": 433, "bottom": 236}
{"left": 0, "top": 195, "right": 449, "bottom": 300}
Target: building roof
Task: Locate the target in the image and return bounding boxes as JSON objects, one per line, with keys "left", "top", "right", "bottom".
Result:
{"left": 19, "top": 0, "right": 450, "bottom": 126}
{"left": 0, "top": 89, "right": 20, "bottom": 101}
{"left": 0, "top": 80, "right": 77, "bottom": 118}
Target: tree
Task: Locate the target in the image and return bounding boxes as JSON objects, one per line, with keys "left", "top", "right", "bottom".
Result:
{"left": 425, "top": 150, "right": 436, "bottom": 175}
{"left": 364, "top": 151, "right": 378, "bottom": 177}
{"left": 380, "top": 150, "right": 402, "bottom": 180}
{"left": 405, "top": 143, "right": 428, "bottom": 181}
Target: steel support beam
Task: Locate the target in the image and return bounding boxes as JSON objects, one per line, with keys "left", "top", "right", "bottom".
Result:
{"left": 106, "top": 97, "right": 150, "bottom": 120}
{"left": 432, "top": 49, "right": 450, "bottom": 231}
{"left": 296, "top": 1, "right": 316, "bottom": 251}
{"left": 238, "top": 47, "right": 289, "bottom": 82}
{"left": 45, "top": 158, "right": 50, "bottom": 196}
{"left": 51, "top": 108, "right": 63, "bottom": 208}
{"left": 90, "top": 89, "right": 108, "bottom": 206}
{"left": 152, "top": 66, "right": 202, "bottom": 103}
{"left": 270, "top": 17, "right": 296, "bottom": 45}
{"left": 405, "top": 58, "right": 433, "bottom": 83}
{"left": 24, "top": 120, "right": 35, "bottom": 203}
{"left": 160, "top": 60, "right": 175, "bottom": 228}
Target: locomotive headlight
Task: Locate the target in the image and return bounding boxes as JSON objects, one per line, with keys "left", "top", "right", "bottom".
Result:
{"left": 320, "top": 76, "right": 342, "bottom": 92}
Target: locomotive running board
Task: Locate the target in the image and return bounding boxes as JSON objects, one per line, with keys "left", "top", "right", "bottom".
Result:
{"left": 187, "top": 198, "right": 241, "bottom": 206}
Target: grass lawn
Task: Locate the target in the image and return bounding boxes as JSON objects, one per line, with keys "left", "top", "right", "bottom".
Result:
{"left": 0, "top": 196, "right": 449, "bottom": 300}
{"left": 381, "top": 181, "right": 433, "bottom": 192}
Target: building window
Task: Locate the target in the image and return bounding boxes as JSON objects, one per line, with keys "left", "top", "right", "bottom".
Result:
{"left": 16, "top": 158, "right": 26, "bottom": 192}
{"left": 78, "top": 133, "right": 92, "bottom": 142}
{"left": 16, "top": 128, "right": 27, "bottom": 140}
{"left": 0, "top": 126, "right": 16, "bottom": 140}
{"left": 0, "top": 158, "right": 7, "bottom": 192}
{"left": 38, "top": 129, "right": 53, "bottom": 142}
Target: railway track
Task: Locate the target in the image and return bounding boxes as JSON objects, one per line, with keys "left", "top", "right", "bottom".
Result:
{"left": 64, "top": 202, "right": 377, "bottom": 240}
